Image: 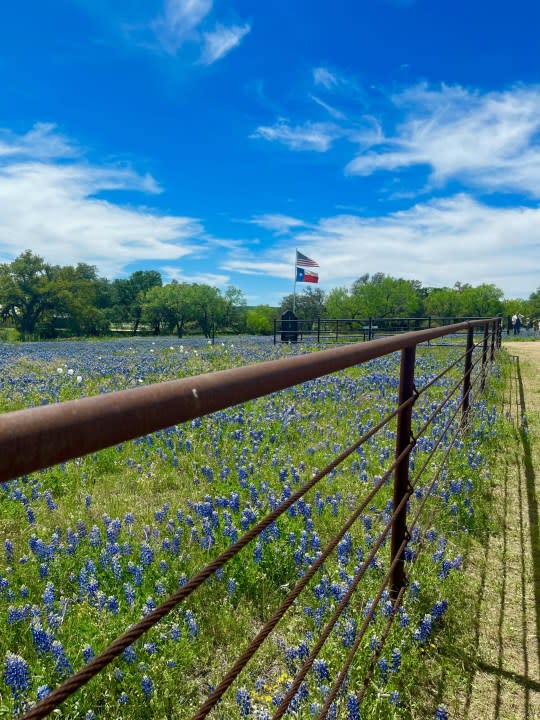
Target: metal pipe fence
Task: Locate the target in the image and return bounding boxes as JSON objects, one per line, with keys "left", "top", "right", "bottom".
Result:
{"left": 273, "top": 315, "right": 500, "bottom": 345}
{"left": 0, "top": 318, "right": 502, "bottom": 719}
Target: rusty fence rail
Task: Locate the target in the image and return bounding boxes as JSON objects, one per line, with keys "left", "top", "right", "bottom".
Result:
{"left": 0, "top": 318, "right": 502, "bottom": 719}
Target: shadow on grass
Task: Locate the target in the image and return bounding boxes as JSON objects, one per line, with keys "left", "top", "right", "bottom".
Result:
{"left": 456, "top": 355, "right": 539, "bottom": 719}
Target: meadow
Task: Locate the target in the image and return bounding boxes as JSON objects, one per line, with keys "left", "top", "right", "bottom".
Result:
{"left": 0, "top": 336, "right": 503, "bottom": 719}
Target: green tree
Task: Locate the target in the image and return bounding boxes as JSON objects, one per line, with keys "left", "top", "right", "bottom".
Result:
{"left": 245, "top": 305, "right": 276, "bottom": 334}
{"left": 350, "top": 274, "right": 422, "bottom": 318}
{"left": 222, "top": 286, "right": 247, "bottom": 333}
{"left": 111, "top": 270, "right": 162, "bottom": 331}
{"left": 279, "top": 287, "right": 327, "bottom": 320}
{"left": 0, "top": 251, "right": 58, "bottom": 337}
{"left": 424, "top": 287, "right": 462, "bottom": 319}
{"left": 190, "top": 284, "right": 226, "bottom": 337}
{"left": 455, "top": 283, "right": 503, "bottom": 317}
{"left": 325, "top": 287, "right": 355, "bottom": 318}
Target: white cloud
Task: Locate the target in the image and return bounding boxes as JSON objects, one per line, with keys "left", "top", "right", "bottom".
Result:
{"left": 161, "top": 265, "right": 230, "bottom": 285}
{"left": 152, "top": 0, "right": 213, "bottom": 54}
{"left": 310, "top": 95, "right": 346, "bottom": 120}
{"left": 200, "top": 22, "right": 250, "bottom": 65}
{"left": 313, "top": 67, "right": 339, "bottom": 90}
{"left": 347, "top": 84, "right": 540, "bottom": 197}
{"left": 0, "top": 124, "right": 205, "bottom": 276}
{"left": 0, "top": 123, "right": 79, "bottom": 160}
{"left": 249, "top": 214, "right": 307, "bottom": 234}
{"left": 227, "top": 196, "right": 540, "bottom": 298}
{"left": 222, "top": 258, "right": 293, "bottom": 279}
{"left": 251, "top": 119, "right": 342, "bottom": 152}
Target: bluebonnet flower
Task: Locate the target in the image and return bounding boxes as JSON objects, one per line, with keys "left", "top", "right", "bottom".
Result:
{"left": 391, "top": 648, "right": 401, "bottom": 673}
{"left": 378, "top": 657, "right": 388, "bottom": 683}
{"left": 342, "top": 619, "right": 357, "bottom": 648}
{"left": 413, "top": 614, "right": 433, "bottom": 644}
{"left": 4, "top": 539, "right": 14, "bottom": 563}
{"left": 184, "top": 610, "right": 199, "bottom": 639}
{"left": 170, "top": 624, "right": 181, "bottom": 641}
{"left": 140, "top": 543, "right": 154, "bottom": 567}
{"left": 26, "top": 507, "right": 36, "bottom": 524}
{"left": 42, "top": 582, "right": 55, "bottom": 607}
{"left": 431, "top": 600, "right": 449, "bottom": 619}
{"left": 36, "top": 685, "right": 51, "bottom": 700}
{"left": 409, "top": 580, "right": 421, "bottom": 599}
{"left": 236, "top": 687, "right": 251, "bottom": 716}
{"left": 4, "top": 652, "right": 31, "bottom": 696}
{"left": 119, "top": 692, "right": 129, "bottom": 704}
{"left": 389, "top": 690, "right": 401, "bottom": 706}
{"left": 144, "top": 643, "right": 157, "bottom": 655}
{"left": 123, "top": 646, "right": 136, "bottom": 664}
{"left": 114, "top": 668, "right": 123, "bottom": 680}
{"left": 435, "top": 706, "right": 448, "bottom": 720}
{"left": 82, "top": 645, "right": 94, "bottom": 663}
{"left": 141, "top": 675, "right": 153, "bottom": 699}
{"left": 51, "top": 641, "right": 72, "bottom": 674}
{"left": 31, "top": 624, "right": 52, "bottom": 654}
{"left": 347, "top": 693, "right": 361, "bottom": 719}
{"left": 85, "top": 495, "right": 92, "bottom": 509}
{"left": 312, "top": 658, "right": 330, "bottom": 682}
{"left": 253, "top": 542, "right": 263, "bottom": 563}
{"left": 227, "top": 578, "right": 237, "bottom": 597}
{"left": 85, "top": 710, "right": 96, "bottom": 720}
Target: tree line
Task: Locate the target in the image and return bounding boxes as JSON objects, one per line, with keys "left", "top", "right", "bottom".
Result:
{"left": 0, "top": 251, "right": 538, "bottom": 340}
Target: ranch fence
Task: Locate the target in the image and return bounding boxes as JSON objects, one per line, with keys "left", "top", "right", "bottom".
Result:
{"left": 273, "top": 315, "right": 496, "bottom": 344}
{"left": 0, "top": 318, "right": 502, "bottom": 719}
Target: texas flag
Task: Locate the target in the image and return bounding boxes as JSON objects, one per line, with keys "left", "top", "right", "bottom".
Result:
{"left": 296, "top": 267, "right": 319, "bottom": 283}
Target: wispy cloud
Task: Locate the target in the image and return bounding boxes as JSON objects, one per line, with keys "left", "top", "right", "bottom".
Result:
{"left": 313, "top": 67, "right": 340, "bottom": 90}
{"left": 0, "top": 123, "right": 79, "bottom": 160}
{"left": 200, "top": 22, "right": 251, "bottom": 65}
{"left": 0, "top": 124, "right": 206, "bottom": 276}
{"left": 347, "top": 83, "right": 540, "bottom": 196}
{"left": 309, "top": 95, "right": 346, "bottom": 120}
{"left": 149, "top": 0, "right": 249, "bottom": 64}
{"left": 249, "top": 214, "right": 307, "bottom": 234}
{"left": 161, "top": 266, "right": 230, "bottom": 285}
{"left": 251, "top": 119, "right": 342, "bottom": 152}
{"left": 152, "top": 0, "right": 213, "bottom": 54}
{"left": 226, "top": 195, "right": 540, "bottom": 297}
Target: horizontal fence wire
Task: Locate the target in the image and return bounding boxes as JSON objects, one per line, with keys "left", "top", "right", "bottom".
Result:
{"left": 22, "top": 402, "right": 416, "bottom": 720}
{"left": 189, "top": 443, "right": 415, "bottom": 720}
{"left": 314, "top": 366, "right": 487, "bottom": 719}
{"left": 15, "top": 318, "right": 500, "bottom": 720}
{"left": 272, "top": 496, "right": 412, "bottom": 720}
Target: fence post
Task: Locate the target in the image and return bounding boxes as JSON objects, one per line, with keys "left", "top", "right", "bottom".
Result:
{"left": 390, "top": 345, "right": 416, "bottom": 598}
{"left": 273, "top": 319, "right": 277, "bottom": 345}
{"left": 368, "top": 317, "right": 373, "bottom": 341}
{"left": 491, "top": 320, "right": 496, "bottom": 361}
{"left": 336, "top": 319, "right": 339, "bottom": 343}
{"left": 462, "top": 325, "right": 474, "bottom": 422}
{"left": 481, "top": 323, "right": 489, "bottom": 390}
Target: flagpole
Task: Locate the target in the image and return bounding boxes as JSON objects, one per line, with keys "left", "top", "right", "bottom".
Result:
{"left": 293, "top": 248, "right": 297, "bottom": 314}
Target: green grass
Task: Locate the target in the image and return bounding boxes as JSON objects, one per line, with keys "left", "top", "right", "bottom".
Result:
{"left": 0, "top": 338, "right": 509, "bottom": 719}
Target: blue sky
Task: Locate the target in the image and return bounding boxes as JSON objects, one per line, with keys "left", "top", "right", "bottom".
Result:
{"left": 0, "top": 0, "right": 539, "bottom": 303}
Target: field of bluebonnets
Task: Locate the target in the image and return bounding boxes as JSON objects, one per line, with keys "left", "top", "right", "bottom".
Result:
{"left": 0, "top": 335, "right": 501, "bottom": 719}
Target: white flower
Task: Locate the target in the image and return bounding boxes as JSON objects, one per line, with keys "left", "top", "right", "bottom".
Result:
{"left": 67, "top": 369, "right": 74, "bottom": 375}
{"left": 76, "top": 376, "right": 83, "bottom": 384}
{"left": 56, "top": 367, "right": 63, "bottom": 374}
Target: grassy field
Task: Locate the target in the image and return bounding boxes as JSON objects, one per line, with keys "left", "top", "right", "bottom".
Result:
{"left": 0, "top": 336, "right": 505, "bottom": 719}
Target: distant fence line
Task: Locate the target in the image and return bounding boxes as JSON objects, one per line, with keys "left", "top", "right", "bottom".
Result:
{"left": 0, "top": 318, "right": 502, "bottom": 720}
{"left": 273, "top": 315, "right": 498, "bottom": 344}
